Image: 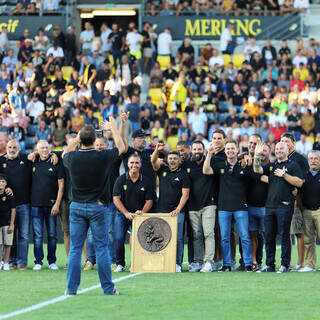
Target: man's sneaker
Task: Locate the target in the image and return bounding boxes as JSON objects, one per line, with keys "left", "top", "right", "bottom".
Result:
{"left": 200, "top": 262, "right": 213, "bottom": 273}
{"left": 3, "top": 263, "right": 10, "bottom": 271}
{"left": 231, "top": 260, "right": 237, "bottom": 271}
{"left": 212, "top": 260, "right": 222, "bottom": 271}
{"left": 18, "top": 265, "right": 26, "bottom": 271}
{"left": 176, "top": 264, "right": 182, "bottom": 273}
{"left": 114, "top": 265, "right": 124, "bottom": 273}
{"left": 10, "top": 264, "right": 17, "bottom": 270}
{"left": 83, "top": 261, "right": 93, "bottom": 271}
{"left": 298, "top": 265, "right": 316, "bottom": 272}
{"left": 218, "top": 265, "right": 232, "bottom": 272}
{"left": 33, "top": 264, "right": 42, "bottom": 271}
{"left": 252, "top": 263, "right": 259, "bottom": 272}
{"left": 257, "top": 266, "right": 275, "bottom": 273}
{"left": 236, "top": 264, "right": 245, "bottom": 271}
{"left": 245, "top": 265, "right": 253, "bottom": 272}
{"left": 277, "top": 265, "right": 290, "bottom": 273}
{"left": 111, "top": 264, "right": 117, "bottom": 271}
{"left": 292, "top": 264, "right": 302, "bottom": 271}
{"left": 49, "top": 263, "right": 59, "bottom": 270}
{"left": 189, "top": 262, "right": 202, "bottom": 272}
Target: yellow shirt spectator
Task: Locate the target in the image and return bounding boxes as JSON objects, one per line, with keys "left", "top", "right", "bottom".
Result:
{"left": 293, "top": 67, "right": 309, "bottom": 82}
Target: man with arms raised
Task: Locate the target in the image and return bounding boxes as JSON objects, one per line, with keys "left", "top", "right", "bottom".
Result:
{"left": 63, "top": 119, "right": 124, "bottom": 295}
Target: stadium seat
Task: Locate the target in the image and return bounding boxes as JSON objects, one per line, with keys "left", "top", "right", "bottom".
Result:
{"left": 7, "top": 0, "right": 18, "bottom": 4}
{"left": 148, "top": 88, "right": 162, "bottom": 107}
{"left": 25, "top": 136, "right": 35, "bottom": 149}
{"left": 157, "top": 55, "right": 170, "bottom": 70}
{"left": 47, "top": 75, "right": 56, "bottom": 82}
{"left": 61, "top": 66, "right": 73, "bottom": 81}
{"left": 221, "top": 54, "right": 231, "bottom": 67}
{"left": 201, "top": 66, "right": 209, "bottom": 72}
{"left": 232, "top": 54, "right": 245, "bottom": 69}
{"left": 167, "top": 136, "right": 179, "bottom": 150}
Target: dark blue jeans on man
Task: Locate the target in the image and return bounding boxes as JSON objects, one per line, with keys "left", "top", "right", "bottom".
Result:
{"left": 9, "top": 204, "right": 30, "bottom": 267}
{"left": 31, "top": 206, "right": 57, "bottom": 265}
{"left": 67, "top": 202, "right": 114, "bottom": 295}
{"left": 219, "top": 210, "right": 252, "bottom": 267}
{"left": 87, "top": 203, "right": 116, "bottom": 265}
{"left": 112, "top": 49, "right": 122, "bottom": 70}
{"left": 265, "top": 206, "right": 293, "bottom": 269}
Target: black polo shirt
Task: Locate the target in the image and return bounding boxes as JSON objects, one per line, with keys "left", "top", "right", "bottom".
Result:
{"left": 113, "top": 173, "right": 153, "bottom": 213}
{"left": 247, "top": 164, "right": 269, "bottom": 208}
{"left": 302, "top": 170, "right": 320, "bottom": 209}
{"left": 63, "top": 148, "right": 118, "bottom": 203}
{"left": 212, "top": 161, "right": 252, "bottom": 211}
{"left": 265, "top": 159, "right": 303, "bottom": 208}
{"left": 182, "top": 158, "right": 215, "bottom": 211}
{"left": 0, "top": 153, "right": 31, "bottom": 206}
{"left": 157, "top": 164, "right": 191, "bottom": 213}
{"left": 0, "top": 193, "right": 15, "bottom": 227}
{"left": 288, "top": 151, "right": 309, "bottom": 179}
{"left": 210, "top": 149, "right": 227, "bottom": 206}
{"left": 122, "top": 147, "right": 156, "bottom": 192}
{"left": 31, "top": 158, "right": 65, "bottom": 207}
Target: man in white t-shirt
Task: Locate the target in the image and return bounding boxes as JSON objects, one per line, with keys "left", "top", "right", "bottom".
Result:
{"left": 26, "top": 95, "right": 44, "bottom": 123}
{"left": 100, "top": 23, "right": 112, "bottom": 55}
{"left": 244, "top": 36, "right": 261, "bottom": 61}
{"left": 46, "top": 43, "right": 64, "bottom": 59}
{"left": 188, "top": 105, "right": 208, "bottom": 138}
{"left": 80, "top": 22, "right": 94, "bottom": 54}
{"left": 126, "top": 27, "right": 142, "bottom": 55}
{"left": 292, "top": 49, "right": 308, "bottom": 69}
{"left": 157, "top": 28, "right": 172, "bottom": 56}
{"left": 296, "top": 133, "right": 312, "bottom": 157}
{"left": 220, "top": 24, "right": 234, "bottom": 54}
{"left": 209, "top": 49, "right": 225, "bottom": 69}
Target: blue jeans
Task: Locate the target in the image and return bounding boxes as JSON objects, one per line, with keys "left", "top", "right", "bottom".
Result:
{"left": 176, "top": 212, "right": 185, "bottom": 266}
{"left": 219, "top": 210, "right": 252, "bottom": 267}
{"left": 9, "top": 204, "right": 30, "bottom": 266}
{"left": 31, "top": 206, "right": 57, "bottom": 265}
{"left": 112, "top": 49, "right": 122, "bottom": 70}
{"left": 67, "top": 202, "right": 114, "bottom": 295}
{"left": 114, "top": 211, "right": 132, "bottom": 267}
{"left": 87, "top": 203, "right": 116, "bottom": 265}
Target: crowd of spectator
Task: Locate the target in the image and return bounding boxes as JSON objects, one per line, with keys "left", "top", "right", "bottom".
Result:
{"left": 144, "top": 0, "right": 310, "bottom": 16}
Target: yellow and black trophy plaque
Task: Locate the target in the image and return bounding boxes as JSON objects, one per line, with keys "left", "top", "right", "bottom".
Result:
{"left": 131, "top": 213, "right": 178, "bottom": 273}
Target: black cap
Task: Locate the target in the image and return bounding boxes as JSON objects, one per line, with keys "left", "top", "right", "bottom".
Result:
{"left": 132, "top": 129, "right": 146, "bottom": 138}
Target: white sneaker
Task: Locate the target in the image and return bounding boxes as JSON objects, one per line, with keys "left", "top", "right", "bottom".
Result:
{"left": 292, "top": 264, "right": 302, "bottom": 271}
{"left": 176, "top": 264, "right": 182, "bottom": 273}
{"left": 49, "top": 263, "right": 59, "bottom": 270}
{"left": 33, "top": 264, "right": 42, "bottom": 271}
{"left": 189, "top": 262, "right": 202, "bottom": 272}
{"left": 113, "top": 265, "right": 124, "bottom": 272}
{"left": 231, "top": 259, "right": 237, "bottom": 271}
{"left": 200, "top": 262, "right": 213, "bottom": 273}
{"left": 3, "top": 263, "right": 10, "bottom": 271}
{"left": 298, "top": 265, "right": 316, "bottom": 272}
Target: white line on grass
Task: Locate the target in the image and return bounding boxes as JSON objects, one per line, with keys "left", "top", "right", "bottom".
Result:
{"left": 0, "top": 273, "right": 142, "bottom": 320}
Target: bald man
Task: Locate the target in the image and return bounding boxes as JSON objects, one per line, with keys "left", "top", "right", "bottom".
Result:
{"left": 254, "top": 142, "right": 303, "bottom": 273}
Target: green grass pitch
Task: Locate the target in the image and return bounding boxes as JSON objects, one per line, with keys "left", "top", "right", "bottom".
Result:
{"left": 1, "top": 244, "right": 320, "bottom": 320}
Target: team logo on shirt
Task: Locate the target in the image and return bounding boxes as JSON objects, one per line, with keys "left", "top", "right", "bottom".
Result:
{"left": 2, "top": 163, "right": 6, "bottom": 168}
{"left": 33, "top": 167, "right": 36, "bottom": 172}
{"left": 240, "top": 171, "right": 244, "bottom": 174}
{"left": 269, "top": 166, "right": 273, "bottom": 172}
{"left": 2, "top": 196, "right": 6, "bottom": 202}
{"left": 220, "top": 169, "right": 225, "bottom": 174}
{"left": 123, "top": 185, "right": 127, "bottom": 190}
{"left": 163, "top": 172, "right": 167, "bottom": 177}
{"left": 174, "top": 177, "right": 180, "bottom": 181}
{"left": 187, "top": 168, "right": 191, "bottom": 173}
{"left": 48, "top": 168, "right": 53, "bottom": 172}
{"left": 141, "top": 187, "right": 145, "bottom": 191}
{"left": 20, "top": 161, "right": 24, "bottom": 165}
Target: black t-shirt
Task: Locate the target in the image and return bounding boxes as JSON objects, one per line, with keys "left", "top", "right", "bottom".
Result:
{"left": 247, "top": 164, "right": 268, "bottom": 207}
{"left": 212, "top": 161, "right": 253, "bottom": 211}
{"left": 0, "top": 153, "right": 31, "bottom": 206}
{"left": 0, "top": 194, "right": 15, "bottom": 227}
{"left": 157, "top": 164, "right": 191, "bottom": 213}
{"left": 265, "top": 160, "right": 303, "bottom": 208}
{"left": 126, "top": 83, "right": 141, "bottom": 98}
{"left": 63, "top": 148, "right": 118, "bottom": 203}
{"left": 31, "top": 158, "right": 65, "bottom": 207}
{"left": 141, "top": 30, "right": 151, "bottom": 49}
{"left": 302, "top": 170, "right": 320, "bottom": 209}
{"left": 163, "top": 69, "right": 178, "bottom": 80}
{"left": 287, "top": 114, "right": 301, "bottom": 132}
{"left": 182, "top": 158, "right": 215, "bottom": 211}
{"left": 113, "top": 173, "right": 153, "bottom": 213}
{"left": 288, "top": 151, "right": 309, "bottom": 179}
{"left": 108, "top": 31, "right": 123, "bottom": 51}
{"left": 122, "top": 147, "right": 156, "bottom": 192}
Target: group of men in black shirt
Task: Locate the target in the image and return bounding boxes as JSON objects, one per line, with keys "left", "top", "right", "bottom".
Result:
{"left": 1, "top": 113, "right": 320, "bottom": 281}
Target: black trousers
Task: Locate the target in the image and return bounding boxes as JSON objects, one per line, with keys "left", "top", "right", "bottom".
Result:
{"left": 265, "top": 206, "right": 293, "bottom": 268}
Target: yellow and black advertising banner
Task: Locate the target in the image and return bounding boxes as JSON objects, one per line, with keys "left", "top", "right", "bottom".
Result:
{"left": 0, "top": 16, "right": 66, "bottom": 40}
{"left": 142, "top": 15, "right": 301, "bottom": 40}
